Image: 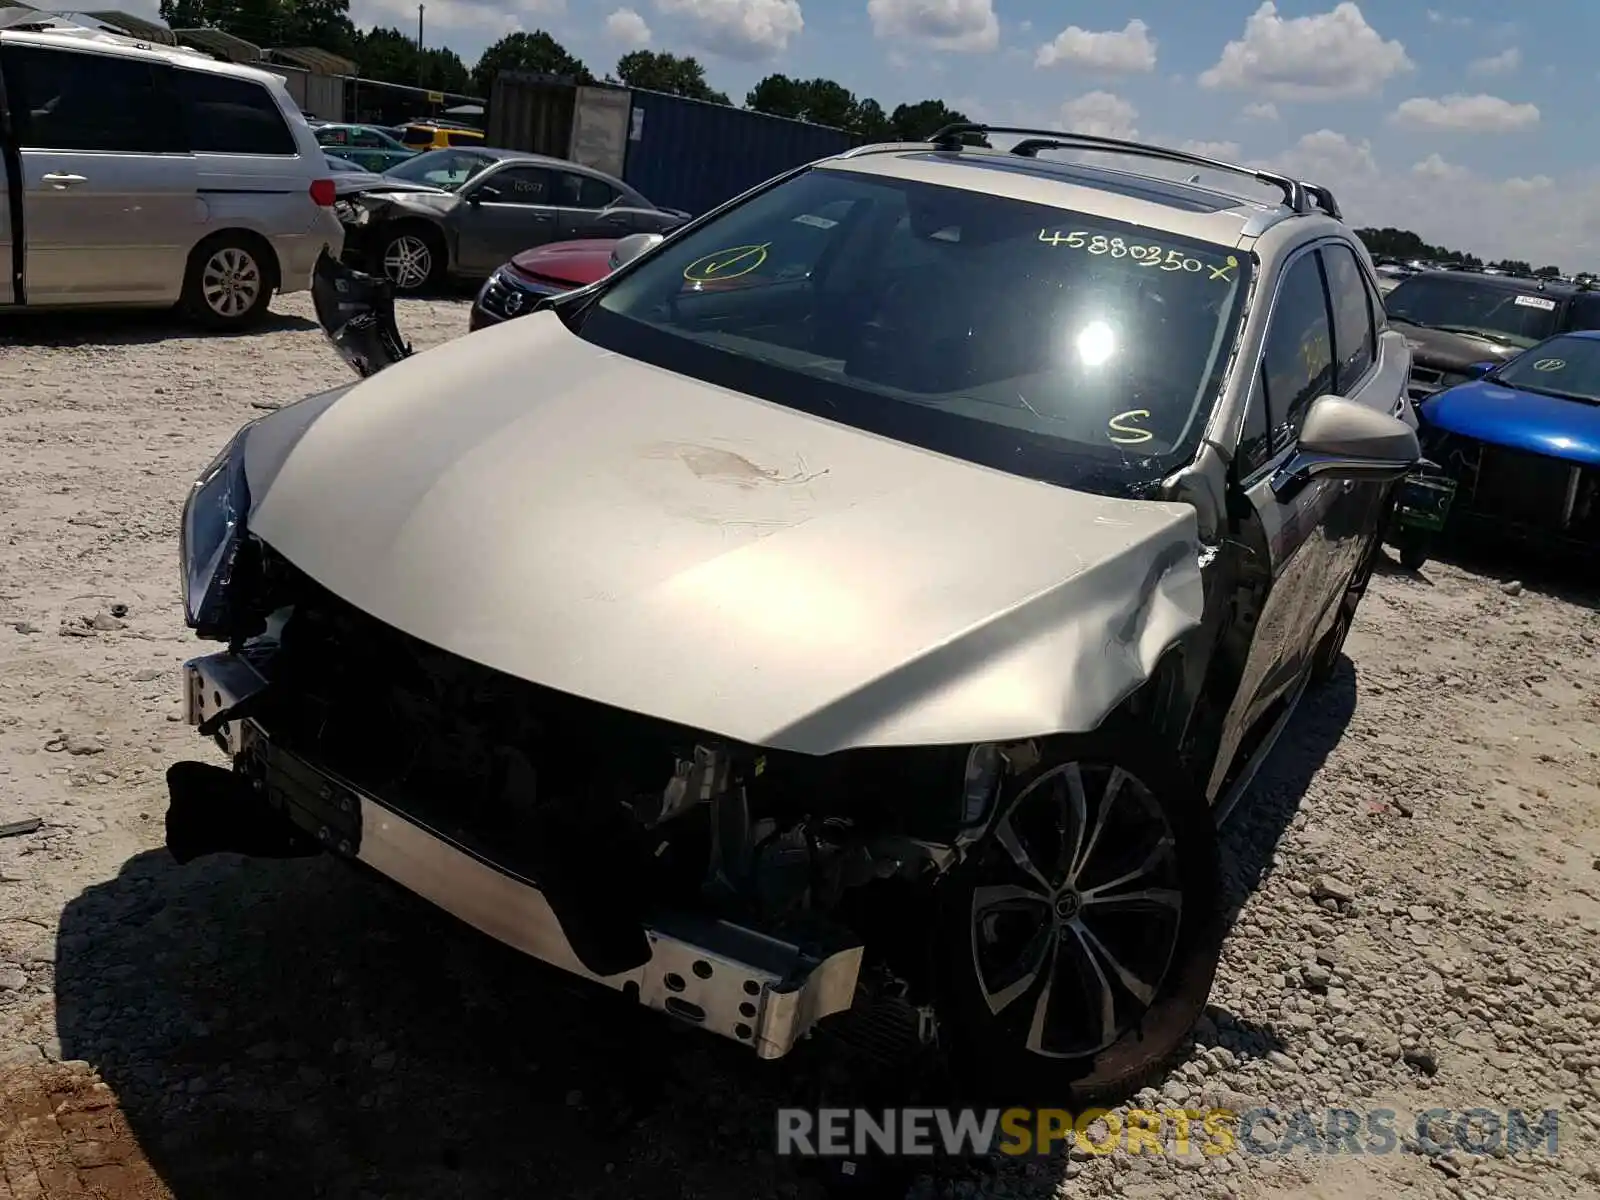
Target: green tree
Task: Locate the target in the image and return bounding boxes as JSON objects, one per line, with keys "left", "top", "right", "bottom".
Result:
{"left": 745, "top": 74, "right": 858, "bottom": 129}
{"left": 853, "top": 97, "right": 892, "bottom": 140}
{"left": 279, "top": 0, "right": 355, "bottom": 53}
{"left": 472, "top": 30, "right": 591, "bottom": 95}
{"left": 616, "top": 50, "right": 728, "bottom": 103}
{"left": 1534, "top": 264, "right": 1562, "bottom": 279}
{"left": 1491, "top": 258, "right": 1533, "bottom": 276}
{"left": 888, "top": 98, "right": 976, "bottom": 140}
{"left": 353, "top": 26, "right": 420, "bottom": 85}
{"left": 418, "top": 46, "right": 470, "bottom": 93}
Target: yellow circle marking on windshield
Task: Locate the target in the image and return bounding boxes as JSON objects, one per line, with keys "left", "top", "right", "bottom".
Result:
{"left": 684, "top": 244, "right": 770, "bottom": 283}
{"left": 1108, "top": 409, "right": 1154, "bottom": 445}
{"left": 1532, "top": 358, "right": 1566, "bottom": 371}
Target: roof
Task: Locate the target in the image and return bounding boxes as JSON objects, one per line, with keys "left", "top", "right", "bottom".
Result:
{"left": 266, "top": 45, "right": 356, "bottom": 75}
{"left": 172, "top": 25, "right": 259, "bottom": 61}
{"left": 820, "top": 147, "right": 1288, "bottom": 249}
{"left": 1407, "top": 269, "right": 1595, "bottom": 297}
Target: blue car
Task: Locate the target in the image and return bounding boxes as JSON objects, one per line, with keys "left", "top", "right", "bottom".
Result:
{"left": 1391, "top": 329, "right": 1600, "bottom": 567}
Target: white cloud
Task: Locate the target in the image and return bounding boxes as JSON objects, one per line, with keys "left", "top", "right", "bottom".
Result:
{"left": 1425, "top": 8, "right": 1472, "bottom": 27}
{"left": 1468, "top": 46, "right": 1520, "bottom": 75}
{"left": 1057, "top": 90, "right": 1139, "bottom": 140}
{"left": 356, "top": 0, "right": 561, "bottom": 39}
{"left": 1199, "top": 2, "right": 1413, "bottom": 101}
{"left": 1180, "top": 139, "right": 1242, "bottom": 160}
{"left": 1035, "top": 18, "right": 1156, "bottom": 73}
{"left": 1389, "top": 93, "right": 1540, "bottom": 133}
{"left": 604, "top": 6, "right": 652, "bottom": 44}
{"left": 1240, "top": 101, "right": 1280, "bottom": 121}
{"left": 1412, "top": 153, "right": 1467, "bottom": 181}
{"left": 1256, "top": 131, "right": 1600, "bottom": 269}
{"left": 866, "top": 0, "right": 999, "bottom": 52}
{"left": 655, "top": 0, "right": 802, "bottom": 59}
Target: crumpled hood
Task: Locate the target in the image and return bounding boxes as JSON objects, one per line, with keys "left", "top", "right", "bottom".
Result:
{"left": 1396, "top": 322, "right": 1521, "bottom": 373}
{"left": 248, "top": 312, "right": 1205, "bottom": 754}
{"left": 1421, "top": 379, "right": 1600, "bottom": 467}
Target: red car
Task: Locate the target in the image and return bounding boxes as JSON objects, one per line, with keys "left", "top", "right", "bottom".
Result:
{"left": 469, "top": 239, "right": 621, "bottom": 330}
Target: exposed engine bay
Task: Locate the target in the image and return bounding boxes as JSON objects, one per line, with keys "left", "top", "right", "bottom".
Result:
{"left": 173, "top": 540, "right": 1023, "bottom": 1056}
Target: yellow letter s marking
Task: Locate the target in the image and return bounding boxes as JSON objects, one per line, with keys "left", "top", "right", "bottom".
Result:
{"left": 1108, "top": 409, "right": 1154, "bottom": 445}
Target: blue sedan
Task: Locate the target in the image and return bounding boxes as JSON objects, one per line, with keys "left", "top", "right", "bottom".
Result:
{"left": 1391, "top": 329, "right": 1600, "bottom": 567}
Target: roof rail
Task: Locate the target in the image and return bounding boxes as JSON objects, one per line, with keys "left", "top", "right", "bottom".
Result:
{"left": 929, "top": 123, "right": 1314, "bottom": 215}
{"left": 835, "top": 140, "right": 938, "bottom": 159}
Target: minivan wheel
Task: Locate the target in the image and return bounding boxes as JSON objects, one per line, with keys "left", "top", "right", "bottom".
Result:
{"left": 376, "top": 225, "right": 444, "bottom": 292}
{"left": 1397, "top": 531, "right": 1431, "bottom": 572}
{"left": 935, "top": 725, "right": 1222, "bottom": 1107}
{"left": 182, "top": 237, "right": 273, "bottom": 330}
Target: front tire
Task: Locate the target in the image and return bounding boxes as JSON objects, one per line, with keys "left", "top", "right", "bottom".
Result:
{"left": 935, "top": 725, "right": 1222, "bottom": 1107}
{"left": 374, "top": 223, "right": 445, "bottom": 293}
{"left": 1397, "top": 531, "right": 1431, "bottom": 572}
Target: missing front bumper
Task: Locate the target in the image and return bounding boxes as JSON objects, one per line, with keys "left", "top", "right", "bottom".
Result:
{"left": 177, "top": 650, "right": 863, "bottom": 1059}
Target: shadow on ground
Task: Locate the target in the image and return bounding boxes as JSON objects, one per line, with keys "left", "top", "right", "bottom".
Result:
{"left": 54, "top": 670, "right": 1355, "bottom": 1200}
{"left": 0, "top": 308, "right": 318, "bottom": 348}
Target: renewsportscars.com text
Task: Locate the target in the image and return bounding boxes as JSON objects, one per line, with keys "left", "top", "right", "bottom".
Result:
{"left": 776, "top": 1106, "right": 1562, "bottom": 1159}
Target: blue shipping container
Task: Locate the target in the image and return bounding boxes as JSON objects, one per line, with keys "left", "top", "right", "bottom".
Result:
{"left": 621, "top": 90, "right": 857, "bottom": 217}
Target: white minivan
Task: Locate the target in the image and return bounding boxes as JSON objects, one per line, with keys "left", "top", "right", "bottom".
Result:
{"left": 0, "top": 25, "right": 344, "bottom": 329}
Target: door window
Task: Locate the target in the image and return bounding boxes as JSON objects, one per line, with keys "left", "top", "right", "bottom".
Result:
{"left": 168, "top": 69, "right": 296, "bottom": 155}
{"left": 316, "top": 126, "right": 348, "bottom": 145}
{"left": 480, "top": 166, "right": 554, "bottom": 202}
{"left": 1319, "top": 243, "right": 1376, "bottom": 393}
{"left": 1566, "top": 293, "right": 1600, "bottom": 331}
{"left": 555, "top": 172, "right": 619, "bottom": 209}
{"left": 0, "top": 46, "right": 177, "bottom": 152}
{"left": 351, "top": 129, "right": 385, "bottom": 148}
{"left": 1234, "top": 365, "right": 1273, "bottom": 477}
{"left": 1260, "top": 251, "right": 1335, "bottom": 450}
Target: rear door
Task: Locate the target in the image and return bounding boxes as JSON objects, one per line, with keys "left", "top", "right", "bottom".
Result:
{"left": 554, "top": 169, "right": 633, "bottom": 240}
{"left": 0, "top": 42, "right": 197, "bottom": 305}
{"left": 1204, "top": 244, "right": 1345, "bottom": 800}
{"left": 453, "top": 163, "right": 559, "bottom": 273}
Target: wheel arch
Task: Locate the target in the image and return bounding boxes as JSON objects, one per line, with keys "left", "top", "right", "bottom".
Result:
{"left": 186, "top": 227, "right": 283, "bottom": 293}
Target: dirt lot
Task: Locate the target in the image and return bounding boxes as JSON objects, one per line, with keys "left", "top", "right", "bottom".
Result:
{"left": 1, "top": 295, "right": 1599, "bottom": 1200}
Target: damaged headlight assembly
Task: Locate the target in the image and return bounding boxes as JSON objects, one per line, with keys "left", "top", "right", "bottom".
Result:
{"left": 179, "top": 385, "right": 352, "bottom": 638}
{"left": 179, "top": 422, "right": 254, "bottom": 638}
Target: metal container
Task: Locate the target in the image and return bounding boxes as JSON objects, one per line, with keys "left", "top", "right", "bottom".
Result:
{"left": 487, "top": 71, "right": 578, "bottom": 157}
{"left": 621, "top": 90, "right": 857, "bottom": 217}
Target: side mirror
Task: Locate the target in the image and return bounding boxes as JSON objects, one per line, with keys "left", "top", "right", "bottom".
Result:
{"left": 1270, "top": 395, "right": 1420, "bottom": 499}
{"left": 468, "top": 185, "right": 499, "bottom": 204}
{"left": 1466, "top": 360, "right": 1497, "bottom": 378}
{"left": 609, "top": 231, "right": 664, "bottom": 270}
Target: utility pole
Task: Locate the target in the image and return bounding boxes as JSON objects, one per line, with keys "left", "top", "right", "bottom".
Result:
{"left": 416, "top": 3, "right": 424, "bottom": 52}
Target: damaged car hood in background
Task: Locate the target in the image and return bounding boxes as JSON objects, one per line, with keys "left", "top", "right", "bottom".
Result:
{"left": 247, "top": 313, "right": 1206, "bottom": 755}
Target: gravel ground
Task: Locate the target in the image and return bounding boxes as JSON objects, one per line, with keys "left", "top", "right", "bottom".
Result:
{"left": 2, "top": 293, "right": 1599, "bottom": 1200}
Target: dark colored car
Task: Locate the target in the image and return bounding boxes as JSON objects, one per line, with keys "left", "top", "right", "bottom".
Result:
{"left": 469, "top": 237, "right": 622, "bottom": 330}
{"left": 333, "top": 147, "right": 688, "bottom": 293}
{"left": 1384, "top": 271, "right": 1600, "bottom": 400}
{"left": 1391, "top": 329, "right": 1600, "bottom": 567}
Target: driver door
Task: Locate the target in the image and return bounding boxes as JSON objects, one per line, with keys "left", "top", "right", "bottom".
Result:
{"left": 453, "top": 164, "right": 560, "bottom": 274}
{"left": 1204, "top": 245, "right": 1347, "bottom": 802}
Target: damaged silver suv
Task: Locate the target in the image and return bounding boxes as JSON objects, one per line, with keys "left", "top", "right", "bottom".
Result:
{"left": 169, "top": 125, "right": 1419, "bottom": 1104}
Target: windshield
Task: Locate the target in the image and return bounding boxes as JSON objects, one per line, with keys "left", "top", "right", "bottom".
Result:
{"left": 566, "top": 166, "right": 1253, "bottom": 495}
{"left": 1493, "top": 334, "right": 1600, "bottom": 402}
{"left": 382, "top": 148, "right": 493, "bottom": 190}
{"left": 1385, "top": 275, "right": 1560, "bottom": 348}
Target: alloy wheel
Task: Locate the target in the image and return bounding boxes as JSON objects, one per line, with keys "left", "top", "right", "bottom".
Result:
{"left": 383, "top": 235, "right": 433, "bottom": 290}
{"left": 969, "top": 762, "right": 1183, "bottom": 1059}
{"left": 201, "top": 247, "right": 262, "bottom": 319}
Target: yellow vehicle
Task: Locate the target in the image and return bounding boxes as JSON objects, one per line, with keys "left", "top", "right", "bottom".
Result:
{"left": 398, "top": 121, "right": 485, "bottom": 150}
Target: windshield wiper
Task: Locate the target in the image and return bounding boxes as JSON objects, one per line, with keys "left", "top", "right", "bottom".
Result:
{"left": 1429, "top": 324, "right": 1518, "bottom": 342}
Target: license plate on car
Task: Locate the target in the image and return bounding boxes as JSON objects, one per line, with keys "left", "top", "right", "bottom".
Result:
{"left": 1395, "top": 474, "right": 1457, "bottom": 533}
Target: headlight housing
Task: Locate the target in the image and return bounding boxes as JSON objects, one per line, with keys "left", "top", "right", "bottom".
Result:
{"left": 179, "top": 422, "right": 254, "bottom": 636}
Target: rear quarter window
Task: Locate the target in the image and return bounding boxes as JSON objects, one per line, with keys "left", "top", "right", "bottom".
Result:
{"left": 169, "top": 69, "right": 296, "bottom": 155}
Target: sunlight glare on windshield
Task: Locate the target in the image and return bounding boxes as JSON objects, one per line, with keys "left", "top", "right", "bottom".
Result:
{"left": 1076, "top": 320, "right": 1116, "bottom": 367}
